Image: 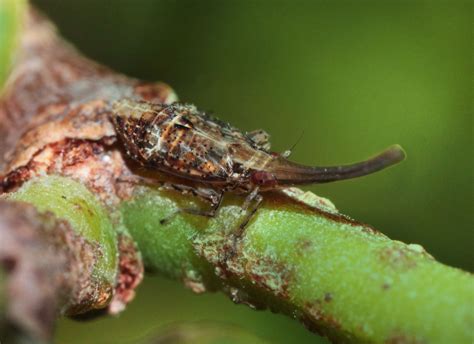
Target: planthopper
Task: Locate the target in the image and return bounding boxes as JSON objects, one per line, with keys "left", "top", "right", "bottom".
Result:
{"left": 111, "top": 99, "right": 405, "bottom": 234}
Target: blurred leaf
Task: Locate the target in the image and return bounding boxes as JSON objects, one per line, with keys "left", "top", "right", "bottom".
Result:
{"left": 136, "top": 321, "right": 267, "bottom": 344}
{"left": 0, "top": 0, "right": 26, "bottom": 90}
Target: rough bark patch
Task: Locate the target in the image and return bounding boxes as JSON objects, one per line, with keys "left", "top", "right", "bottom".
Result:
{"left": 108, "top": 234, "right": 144, "bottom": 314}
{"left": 0, "top": 200, "right": 111, "bottom": 340}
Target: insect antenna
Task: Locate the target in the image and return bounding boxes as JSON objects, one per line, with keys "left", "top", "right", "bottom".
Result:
{"left": 281, "top": 130, "right": 305, "bottom": 158}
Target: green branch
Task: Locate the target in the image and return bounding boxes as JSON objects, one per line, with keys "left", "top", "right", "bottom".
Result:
{"left": 8, "top": 176, "right": 118, "bottom": 283}
{"left": 7, "top": 176, "right": 473, "bottom": 343}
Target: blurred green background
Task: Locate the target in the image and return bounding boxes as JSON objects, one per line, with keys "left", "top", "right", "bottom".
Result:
{"left": 25, "top": 0, "right": 474, "bottom": 342}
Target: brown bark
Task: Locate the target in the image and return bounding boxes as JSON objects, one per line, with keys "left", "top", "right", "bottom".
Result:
{"left": 0, "top": 8, "right": 175, "bottom": 173}
{"left": 0, "top": 7, "right": 172, "bottom": 340}
{"left": 0, "top": 200, "right": 103, "bottom": 341}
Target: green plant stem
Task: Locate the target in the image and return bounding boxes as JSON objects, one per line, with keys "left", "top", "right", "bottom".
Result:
{"left": 120, "top": 186, "right": 473, "bottom": 343}
{"left": 8, "top": 176, "right": 117, "bottom": 284}
{"left": 9, "top": 176, "right": 472, "bottom": 343}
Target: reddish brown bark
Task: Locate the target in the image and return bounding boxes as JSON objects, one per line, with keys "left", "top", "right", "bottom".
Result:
{"left": 0, "top": 7, "right": 174, "bottom": 340}
{"left": 0, "top": 8, "right": 176, "bottom": 173}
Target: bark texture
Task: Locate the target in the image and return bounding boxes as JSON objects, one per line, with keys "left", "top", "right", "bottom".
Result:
{"left": 0, "top": 8, "right": 150, "bottom": 340}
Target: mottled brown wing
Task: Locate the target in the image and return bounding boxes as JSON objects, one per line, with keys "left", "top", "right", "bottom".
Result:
{"left": 167, "top": 110, "right": 253, "bottom": 181}
{"left": 111, "top": 99, "right": 273, "bottom": 183}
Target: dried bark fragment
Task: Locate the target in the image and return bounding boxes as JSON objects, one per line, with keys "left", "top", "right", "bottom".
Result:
{"left": 108, "top": 234, "right": 144, "bottom": 314}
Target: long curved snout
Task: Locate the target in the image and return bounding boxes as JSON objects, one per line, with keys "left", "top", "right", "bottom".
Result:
{"left": 268, "top": 145, "right": 406, "bottom": 185}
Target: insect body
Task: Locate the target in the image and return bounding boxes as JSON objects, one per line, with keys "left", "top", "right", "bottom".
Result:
{"left": 111, "top": 99, "right": 405, "bottom": 232}
{"left": 111, "top": 99, "right": 273, "bottom": 191}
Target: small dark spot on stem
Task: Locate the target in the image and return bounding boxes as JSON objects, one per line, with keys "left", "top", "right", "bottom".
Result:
{"left": 74, "top": 202, "right": 83, "bottom": 211}
{"left": 1, "top": 256, "right": 17, "bottom": 273}
{"left": 379, "top": 247, "right": 417, "bottom": 270}
{"left": 296, "top": 238, "right": 313, "bottom": 251}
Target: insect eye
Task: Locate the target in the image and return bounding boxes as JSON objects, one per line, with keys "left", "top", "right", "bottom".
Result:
{"left": 251, "top": 171, "right": 277, "bottom": 187}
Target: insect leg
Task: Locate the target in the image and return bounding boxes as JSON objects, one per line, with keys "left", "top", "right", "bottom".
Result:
{"left": 160, "top": 187, "right": 224, "bottom": 225}
{"left": 117, "top": 175, "right": 218, "bottom": 206}
{"left": 234, "top": 187, "right": 263, "bottom": 238}
{"left": 226, "top": 189, "right": 263, "bottom": 258}
{"left": 116, "top": 176, "right": 224, "bottom": 223}
{"left": 175, "top": 186, "right": 223, "bottom": 217}
{"left": 239, "top": 194, "right": 263, "bottom": 233}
